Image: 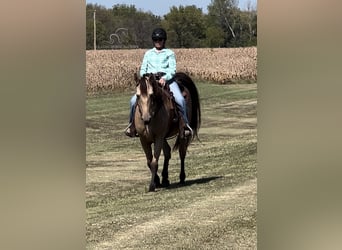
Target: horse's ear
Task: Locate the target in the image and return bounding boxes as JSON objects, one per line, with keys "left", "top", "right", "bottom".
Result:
{"left": 136, "top": 84, "right": 141, "bottom": 96}
{"left": 134, "top": 73, "right": 139, "bottom": 83}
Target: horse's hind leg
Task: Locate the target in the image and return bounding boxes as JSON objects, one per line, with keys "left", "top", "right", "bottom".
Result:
{"left": 161, "top": 139, "right": 171, "bottom": 187}
{"left": 178, "top": 139, "right": 188, "bottom": 184}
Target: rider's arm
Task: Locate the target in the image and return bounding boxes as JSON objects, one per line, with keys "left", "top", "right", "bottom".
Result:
{"left": 162, "top": 50, "right": 176, "bottom": 81}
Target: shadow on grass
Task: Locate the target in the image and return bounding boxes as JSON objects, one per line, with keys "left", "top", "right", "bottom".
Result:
{"left": 165, "top": 176, "right": 223, "bottom": 190}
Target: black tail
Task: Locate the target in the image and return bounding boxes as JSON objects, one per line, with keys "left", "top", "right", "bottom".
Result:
{"left": 173, "top": 72, "right": 201, "bottom": 150}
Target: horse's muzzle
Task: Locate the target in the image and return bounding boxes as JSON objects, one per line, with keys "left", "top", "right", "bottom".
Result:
{"left": 142, "top": 114, "right": 151, "bottom": 125}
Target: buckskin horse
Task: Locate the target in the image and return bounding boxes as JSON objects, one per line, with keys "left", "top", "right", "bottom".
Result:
{"left": 133, "top": 72, "right": 201, "bottom": 192}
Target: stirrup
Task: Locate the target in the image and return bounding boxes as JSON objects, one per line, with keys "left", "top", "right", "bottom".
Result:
{"left": 184, "top": 124, "right": 193, "bottom": 138}
{"left": 124, "top": 123, "right": 138, "bottom": 137}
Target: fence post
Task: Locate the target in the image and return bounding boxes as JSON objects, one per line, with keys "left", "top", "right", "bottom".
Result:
{"left": 93, "top": 10, "right": 96, "bottom": 51}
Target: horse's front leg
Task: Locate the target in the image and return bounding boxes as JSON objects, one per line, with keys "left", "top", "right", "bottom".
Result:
{"left": 149, "top": 139, "right": 163, "bottom": 192}
{"left": 139, "top": 139, "right": 156, "bottom": 191}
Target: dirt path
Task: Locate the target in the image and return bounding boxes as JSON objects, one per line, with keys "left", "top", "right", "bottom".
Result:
{"left": 94, "top": 178, "right": 257, "bottom": 249}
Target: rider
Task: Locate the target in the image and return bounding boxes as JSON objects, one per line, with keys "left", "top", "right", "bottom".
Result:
{"left": 124, "top": 27, "right": 193, "bottom": 138}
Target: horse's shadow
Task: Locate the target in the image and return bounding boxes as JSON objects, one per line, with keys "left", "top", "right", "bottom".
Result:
{"left": 165, "top": 176, "right": 223, "bottom": 190}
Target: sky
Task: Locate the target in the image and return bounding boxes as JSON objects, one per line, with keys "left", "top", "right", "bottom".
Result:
{"left": 86, "top": 0, "right": 257, "bottom": 16}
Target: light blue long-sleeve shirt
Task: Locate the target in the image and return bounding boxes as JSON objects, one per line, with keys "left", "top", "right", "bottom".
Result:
{"left": 140, "top": 47, "right": 176, "bottom": 81}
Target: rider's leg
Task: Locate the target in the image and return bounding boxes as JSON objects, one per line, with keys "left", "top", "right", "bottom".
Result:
{"left": 168, "top": 82, "right": 193, "bottom": 137}
{"left": 129, "top": 95, "right": 136, "bottom": 123}
{"left": 124, "top": 95, "right": 138, "bottom": 137}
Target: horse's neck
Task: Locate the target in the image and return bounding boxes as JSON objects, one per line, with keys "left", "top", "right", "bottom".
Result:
{"left": 149, "top": 89, "right": 173, "bottom": 120}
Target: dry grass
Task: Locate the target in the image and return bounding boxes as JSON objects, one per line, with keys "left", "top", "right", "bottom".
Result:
{"left": 86, "top": 81, "right": 257, "bottom": 249}
{"left": 86, "top": 47, "right": 257, "bottom": 92}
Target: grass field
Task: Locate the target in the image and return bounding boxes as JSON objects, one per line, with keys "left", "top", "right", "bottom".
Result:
{"left": 86, "top": 80, "right": 257, "bottom": 249}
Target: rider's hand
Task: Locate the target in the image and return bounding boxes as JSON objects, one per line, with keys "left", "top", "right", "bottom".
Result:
{"left": 159, "top": 78, "right": 166, "bottom": 87}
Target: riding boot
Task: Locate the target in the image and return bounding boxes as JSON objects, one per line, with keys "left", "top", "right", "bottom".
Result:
{"left": 124, "top": 104, "right": 139, "bottom": 137}
{"left": 177, "top": 111, "right": 193, "bottom": 138}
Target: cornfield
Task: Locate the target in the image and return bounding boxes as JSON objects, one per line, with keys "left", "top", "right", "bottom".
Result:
{"left": 86, "top": 47, "right": 257, "bottom": 92}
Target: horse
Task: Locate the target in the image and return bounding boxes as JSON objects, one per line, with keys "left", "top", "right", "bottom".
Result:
{"left": 133, "top": 72, "right": 201, "bottom": 192}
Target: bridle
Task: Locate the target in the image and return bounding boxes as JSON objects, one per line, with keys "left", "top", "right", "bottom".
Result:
{"left": 135, "top": 73, "right": 173, "bottom": 123}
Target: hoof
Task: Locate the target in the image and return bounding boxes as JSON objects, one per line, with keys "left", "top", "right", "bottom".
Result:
{"left": 179, "top": 180, "right": 185, "bottom": 185}
{"left": 149, "top": 182, "right": 156, "bottom": 192}
{"left": 162, "top": 179, "right": 170, "bottom": 187}
{"left": 154, "top": 175, "right": 161, "bottom": 188}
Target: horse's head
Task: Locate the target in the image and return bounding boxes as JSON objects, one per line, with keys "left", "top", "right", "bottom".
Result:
{"left": 135, "top": 73, "right": 160, "bottom": 124}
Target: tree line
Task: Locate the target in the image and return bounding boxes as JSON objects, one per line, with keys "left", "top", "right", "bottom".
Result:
{"left": 86, "top": 0, "right": 257, "bottom": 50}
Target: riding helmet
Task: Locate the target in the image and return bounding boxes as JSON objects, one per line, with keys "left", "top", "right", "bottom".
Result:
{"left": 152, "top": 28, "right": 167, "bottom": 41}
